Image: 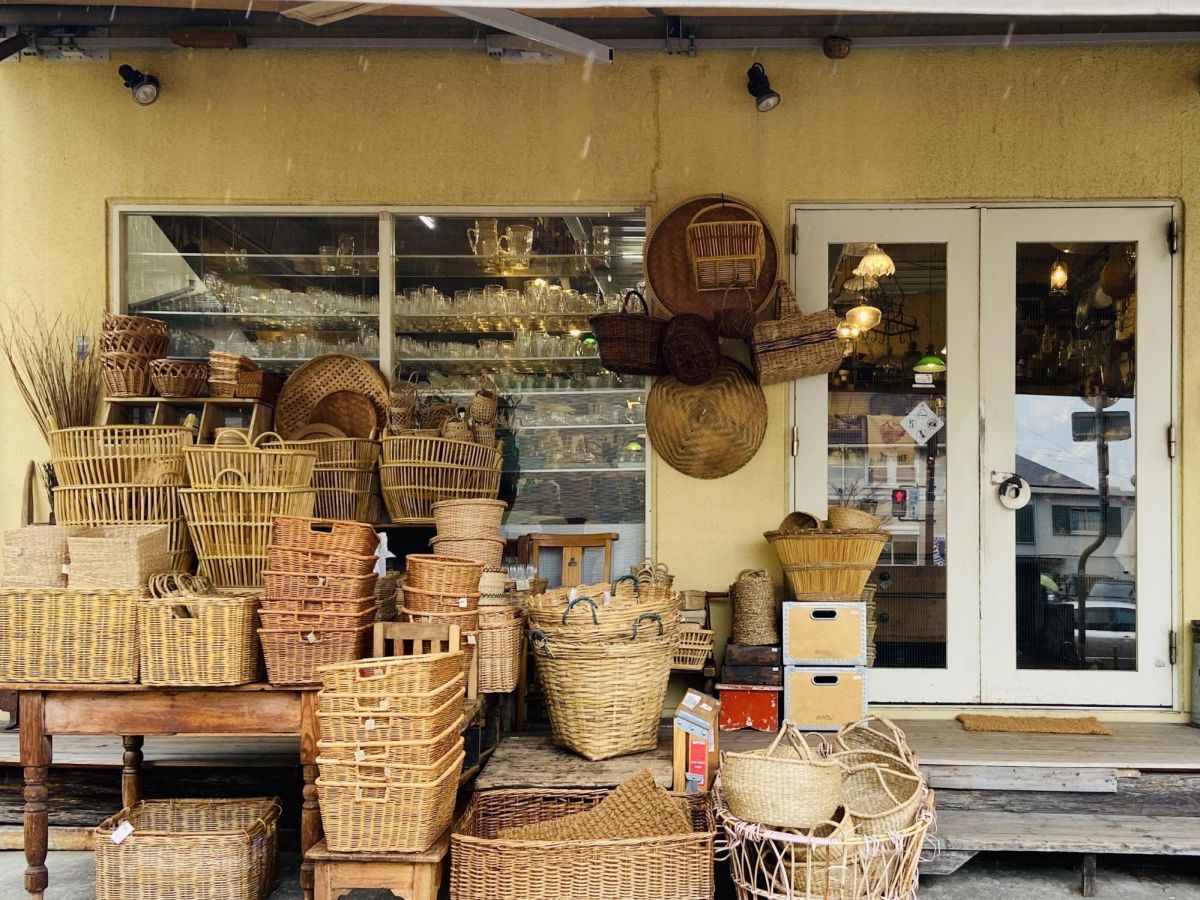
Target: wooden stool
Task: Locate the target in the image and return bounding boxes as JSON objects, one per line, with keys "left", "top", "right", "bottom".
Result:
{"left": 308, "top": 829, "right": 450, "bottom": 900}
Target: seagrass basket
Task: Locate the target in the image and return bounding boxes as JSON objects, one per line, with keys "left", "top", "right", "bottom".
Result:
{"left": 94, "top": 797, "right": 280, "bottom": 900}
{"left": 380, "top": 434, "right": 503, "bottom": 522}
{"left": 53, "top": 484, "right": 193, "bottom": 571}
{"left": 67, "top": 525, "right": 174, "bottom": 590}
{"left": 720, "top": 723, "right": 842, "bottom": 829}
{"left": 140, "top": 592, "right": 261, "bottom": 686}
{"left": 730, "top": 569, "right": 777, "bottom": 645}
{"left": 49, "top": 425, "right": 192, "bottom": 487}
{"left": 1, "top": 525, "right": 85, "bottom": 589}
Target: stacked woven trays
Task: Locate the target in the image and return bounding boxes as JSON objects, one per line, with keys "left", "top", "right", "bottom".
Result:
{"left": 282, "top": 435, "right": 382, "bottom": 523}
{"left": 315, "top": 647, "right": 466, "bottom": 852}
{"left": 400, "top": 555, "right": 483, "bottom": 679}
{"left": 716, "top": 718, "right": 932, "bottom": 900}
{"left": 430, "top": 498, "right": 507, "bottom": 569}
{"left": 525, "top": 574, "right": 680, "bottom": 760}
{"left": 258, "top": 516, "right": 380, "bottom": 685}
{"left": 50, "top": 425, "right": 195, "bottom": 571}
{"left": 380, "top": 433, "right": 503, "bottom": 523}
{"left": 764, "top": 510, "right": 889, "bottom": 602}
{"left": 180, "top": 433, "right": 316, "bottom": 589}
{"left": 101, "top": 312, "right": 168, "bottom": 397}
{"left": 208, "top": 351, "right": 259, "bottom": 399}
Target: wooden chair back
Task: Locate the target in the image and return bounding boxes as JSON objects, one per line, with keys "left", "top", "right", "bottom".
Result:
{"left": 527, "top": 532, "right": 619, "bottom": 588}
{"left": 372, "top": 621, "right": 461, "bottom": 659}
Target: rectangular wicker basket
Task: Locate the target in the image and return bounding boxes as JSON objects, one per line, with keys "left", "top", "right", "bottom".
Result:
{"left": 0, "top": 588, "right": 141, "bottom": 683}
{"left": 67, "top": 525, "right": 174, "bottom": 591}
{"left": 139, "top": 594, "right": 261, "bottom": 686}
{"left": 451, "top": 789, "right": 715, "bottom": 900}
{"left": 94, "top": 797, "right": 280, "bottom": 900}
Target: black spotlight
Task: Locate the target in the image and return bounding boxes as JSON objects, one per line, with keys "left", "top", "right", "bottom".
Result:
{"left": 746, "top": 62, "right": 780, "bottom": 112}
{"left": 118, "top": 65, "right": 160, "bottom": 106}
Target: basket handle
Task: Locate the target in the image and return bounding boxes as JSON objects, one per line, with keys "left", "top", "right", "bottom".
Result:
{"left": 214, "top": 430, "right": 252, "bottom": 447}
{"left": 620, "top": 289, "right": 650, "bottom": 316}
{"left": 561, "top": 596, "right": 599, "bottom": 625}
{"left": 169, "top": 603, "right": 198, "bottom": 620}
{"left": 735, "top": 568, "right": 765, "bottom": 581}
{"left": 630, "top": 612, "right": 663, "bottom": 639}
{"left": 528, "top": 628, "right": 554, "bottom": 658}
{"left": 843, "top": 763, "right": 922, "bottom": 806}
{"left": 774, "top": 280, "right": 802, "bottom": 318}
{"left": 687, "top": 200, "right": 762, "bottom": 229}
{"left": 213, "top": 468, "right": 248, "bottom": 486}
{"left": 254, "top": 431, "right": 286, "bottom": 447}
{"left": 611, "top": 574, "right": 640, "bottom": 596}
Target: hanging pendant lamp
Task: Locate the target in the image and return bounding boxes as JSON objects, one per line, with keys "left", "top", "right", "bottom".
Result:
{"left": 853, "top": 243, "right": 896, "bottom": 279}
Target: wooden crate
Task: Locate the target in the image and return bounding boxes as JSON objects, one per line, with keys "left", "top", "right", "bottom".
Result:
{"left": 716, "top": 684, "right": 781, "bottom": 733}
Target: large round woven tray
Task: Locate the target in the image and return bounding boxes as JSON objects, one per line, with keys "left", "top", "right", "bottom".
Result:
{"left": 275, "top": 354, "right": 389, "bottom": 439}
{"left": 646, "top": 359, "right": 766, "bottom": 479}
{"left": 645, "top": 194, "right": 779, "bottom": 338}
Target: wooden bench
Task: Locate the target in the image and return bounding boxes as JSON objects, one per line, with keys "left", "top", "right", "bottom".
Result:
{"left": 308, "top": 829, "right": 450, "bottom": 900}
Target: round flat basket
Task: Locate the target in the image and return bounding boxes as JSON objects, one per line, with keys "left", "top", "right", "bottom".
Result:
{"left": 645, "top": 194, "right": 779, "bottom": 338}
{"left": 276, "top": 354, "right": 389, "bottom": 439}
{"left": 646, "top": 359, "right": 766, "bottom": 479}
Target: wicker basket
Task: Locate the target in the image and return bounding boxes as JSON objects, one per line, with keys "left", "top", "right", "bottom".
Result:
{"left": 53, "top": 485, "right": 193, "bottom": 571}
{"left": 826, "top": 507, "right": 883, "bottom": 531}
{"left": 431, "top": 498, "right": 507, "bottom": 538}
{"left": 101, "top": 328, "right": 170, "bottom": 358}
{"left": 140, "top": 593, "right": 261, "bottom": 686}
{"left": 316, "top": 675, "right": 464, "bottom": 741}
{"left": 401, "top": 605, "right": 481, "bottom": 636}
{"left": 184, "top": 432, "right": 316, "bottom": 489}
{"left": 259, "top": 624, "right": 371, "bottom": 686}
{"left": 318, "top": 718, "right": 464, "bottom": 767}
{"left": 317, "top": 649, "right": 463, "bottom": 694}
{"left": 730, "top": 569, "right": 777, "bottom": 645}
{"left": 317, "top": 749, "right": 463, "bottom": 853}
{"left": 102, "top": 352, "right": 156, "bottom": 398}
{"left": 684, "top": 202, "right": 766, "bottom": 292}
{"left": 310, "top": 468, "right": 382, "bottom": 523}
{"left": 1, "top": 525, "right": 85, "bottom": 589}
{"left": 478, "top": 604, "right": 523, "bottom": 693}
{"left": 531, "top": 623, "right": 673, "bottom": 761}
{"left": 714, "top": 777, "right": 934, "bottom": 900}
{"left": 380, "top": 434, "right": 503, "bottom": 522}
{"left": 405, "top": 554, "right": 483, "bottom": 596}
{"left": 588, "top": 289, "right": 668, "bottom": 377}
{"left": 270, "top": 515, "right": 378, "bottom": 555}
{"left": 451, "top": 789, "right": 714, "bottom": 900}
{"left": 751, "top": 282, "right": 843, "bottom": 386}
{"left": 261, "top": 569, "right": 377, "bottom": 602}
{"left": 49, "top": 425, "right": 192, "bottom": 487}
{"left": 671, "top": 624, "right": 714, "bottom": 671}
{"left": 721, "top": 723, "right": 843, "bottom": 829}
{"left": 428, "top": 535, "right": 504, "bottom": 567}
{"left": 67, "top": 525, "right": 174, "bottom": 590}
{"left": 663, "top": 313, "right": 721, "bottom": 386}
{"left": 150, "top": 359, "right": 209, "bottom": 398}
{"left": 94, "top": 797, "right": 280, "bottom": 900}
{"left": 402, "top": 584, "right": 480, "bottom": 613}
{"left": 259, "top": 599, "right": 377, "bottom": 631}
{"left": 524, "top": 577, "right": 680, "bottom": 643}
{"left": 764, "top": 530, "right": 889, "bottom": 601}
{"left": 834, "top": 715, "right": 917, "bottom": 762}
{"left": 266, "top": 546, "right": 376, "bottom": 577}
{"left": 840, "top": 757, "right": 926, "bottom": 836}
{"left": 0, "top": 588, "right": 141, "bottom": 683}
{"left": 317, "top": 740, "right": 465, "bottom": 787}
{"left": 103, "top": 311, "right": 169, "bottom": 340}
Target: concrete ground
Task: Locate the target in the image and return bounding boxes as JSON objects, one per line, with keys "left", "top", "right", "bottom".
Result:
{"left": 2, "top": 850, "right": 1198, "bottom": 898}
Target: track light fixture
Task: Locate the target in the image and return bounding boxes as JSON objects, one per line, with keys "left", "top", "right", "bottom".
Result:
{"left": 746, "top": 62, "right": 780, "bottom": 112}
{"left": 118, "top": 65, "right": 160, "bottom": 106}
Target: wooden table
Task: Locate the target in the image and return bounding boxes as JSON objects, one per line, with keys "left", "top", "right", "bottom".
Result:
{"left": 5, "top": 683, "right": 322, "bottom": 900}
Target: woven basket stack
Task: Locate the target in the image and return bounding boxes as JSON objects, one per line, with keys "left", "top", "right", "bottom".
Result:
{"left": 380, "top": 433, "right": 503, "bottom": 523}
{"left": 50, "top": 425, "right": 195, "bottom": 571}
{"left": 180, "top": 433, "right": 316, "bottom": 588}
{"left": 258, "top": 516, "right": 380, "bottom": 685}
{"left": 477, "top": 603, "right": 522, "bottom": 693}
{"left": 764, "top": 510, "right": 889, "bottom": 602}
{"left": 315, "top": 647, "right": 466, "bottom": 852}
{"left": 101, "top": 313, "right": 168, "bottom": 398}
{"left": 149, "top": 358, "right": 209, "bottom": 398}
{"left": 525, "top": 574, "right": 679, "bottom": 760}
{"left": 283, "top": 435, "right": 383, "bottom": 524}
{"left": 399, "top": 555, "right": 483, "bottom": 679}
{"left": 430, "top": 498, "right": 507, "bottom": 569}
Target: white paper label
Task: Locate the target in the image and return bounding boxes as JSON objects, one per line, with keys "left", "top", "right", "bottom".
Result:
{"left": 458, "top": 597, "right": 469, "bottom": 608}
{"left": 567, "top": 586, "right": 577, "bottom": 602}
{"left": 516, "top": 578, "right": 531, "bottom": 591}
{"left": 373, "top": 531, "right": 396, "bottom": 577}
{"left": 306, "top": 632, "right": 317, "bottom": 643}
{"left": 61, "top": 564, "right": 71, "bottom": 575}
{"left": 681, "top": 692, "right": 701, "bottom": 710}
{"left": 364, "top": 717, "right": 376, "bottom": 731}
{"left": 466, "top": 634, "right": 476, "bottom": 645}
{"left": 378, "top": 698, "right": 389, "bottom": 711}
{"left": 354, "top": 749, "right": 367, "bottom": 762}
{"left": 600, "top": 591, "right": 612, "bottom": 606}
{"left": 110, "top": 822, "right": 135, "bottom": 845}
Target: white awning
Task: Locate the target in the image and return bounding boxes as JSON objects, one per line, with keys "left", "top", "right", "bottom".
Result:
{"left": 383, "top": 0, "right": 1200, "bottom": 11}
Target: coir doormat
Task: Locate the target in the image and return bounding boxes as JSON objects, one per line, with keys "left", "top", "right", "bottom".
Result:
{"left": 956, "top": 714, "right": 1112, "bottom": 736}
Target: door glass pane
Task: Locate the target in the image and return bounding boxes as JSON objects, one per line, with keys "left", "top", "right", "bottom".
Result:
{"left": 827, "top": 243, "right": 948, "bottom": 669}
{"left": 1014, "top": 242, "right": 1137, "bottom": 671}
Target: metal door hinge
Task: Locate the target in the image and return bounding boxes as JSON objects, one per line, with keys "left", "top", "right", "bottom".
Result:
{"left": 1168, "top": 424, "right": 1177, "bottom": 459}
{"left": 791, "top": 425, "right": 799, "bottom": 458}
{"left": 791, "top": 222, "right": 798, "bottom": 256}
{"left": 1169, "top": 630, "right": 1178, "bottom": 665}
{"left": 1168, "top": 218, "right": 1179, "bottom": 254}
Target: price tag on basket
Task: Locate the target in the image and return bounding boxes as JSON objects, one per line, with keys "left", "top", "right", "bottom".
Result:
{"left": 374, "top": 531, "right": 396, "bottom": 577}
{"left": 354, "top": 749, "right": 367, "bottom": 762}
{"left": 458, "top": 597, "right": 469, "bottom": 608}
{"left": 110, "top": 822, "right": 135, "bottom": 845}
{"left": 306, "top": 632, "right": 317, "bottom": 643}
{"left": 378, "top": 698, "right": 389, "bottom": 711}
{"left": 467, "top": 634, "right": 476, "bottom": 645}
{"left": 364, "top": 718, "right": 376, "bottom": 731}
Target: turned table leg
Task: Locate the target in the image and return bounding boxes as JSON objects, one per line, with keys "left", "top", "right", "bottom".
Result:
{"left": 19, "top": 692, "right": 51, "bottom": 900}
{"left": 300, "top": 691, "right": 322, "bottom": 900}
{"left": 122, "top": 735, "right": 144, "bottom": 808}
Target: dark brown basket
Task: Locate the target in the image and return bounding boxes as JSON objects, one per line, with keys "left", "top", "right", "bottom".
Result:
{"left": 752, "top": 281, "right": 843, "bottom": 385}
{"left": 589, "top": 290, "right": 667, "bottom": 377}
{"left": 662, "top": 314, "right": 721, "bottom": 385}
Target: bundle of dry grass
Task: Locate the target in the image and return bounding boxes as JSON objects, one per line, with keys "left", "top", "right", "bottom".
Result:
{"left": 0, "top": 305, "right": 101, "bottom": 442}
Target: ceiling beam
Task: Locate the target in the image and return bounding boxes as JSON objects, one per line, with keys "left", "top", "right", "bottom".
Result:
{"left": 436, "top": 6, "right": 614, "bottom": 61}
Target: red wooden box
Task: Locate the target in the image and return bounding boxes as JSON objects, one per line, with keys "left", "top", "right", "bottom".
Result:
{"left": 716, "top": 683, "right": 781, "bottom": 732}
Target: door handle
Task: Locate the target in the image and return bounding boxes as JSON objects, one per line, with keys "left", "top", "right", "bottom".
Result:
{"left": 991, "top": 471, "right": 1031, "bottom": 510}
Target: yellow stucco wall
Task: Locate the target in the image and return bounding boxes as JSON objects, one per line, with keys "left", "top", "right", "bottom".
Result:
{"left": 0, "top": 45, "right": 1195, "bottom": 713}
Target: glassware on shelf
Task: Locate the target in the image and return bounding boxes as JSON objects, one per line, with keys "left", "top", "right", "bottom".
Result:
{"left": 499, "top": 225, "right": 534, "bottom": 270}
{"left": 319, "top": 245, "right": 338, "bottom": 274}
{"left": 336, "top": 234, "right": 359, "bottom": 275}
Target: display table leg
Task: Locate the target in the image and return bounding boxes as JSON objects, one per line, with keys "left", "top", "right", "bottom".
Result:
{"left": 20, "top": 692, "right": 51, "bottom": 900}
{"left": 300, "top": 691, "right": 321, "bottom": 900}
{"left": 121, "top": 735, "right": 144, "bottom": 808}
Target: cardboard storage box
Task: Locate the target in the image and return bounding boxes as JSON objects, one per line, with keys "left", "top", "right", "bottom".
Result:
{"left": 673, "top": 689, "right": 720, "bottom": 793}
{"left": 783, "top": 601, "right": 867, "bottom": 666}
{"left": 784, "top": 666, "right": 867, "bottom": 731}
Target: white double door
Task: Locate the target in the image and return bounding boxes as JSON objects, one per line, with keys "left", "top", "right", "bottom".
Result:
{"left": 792, "top": 204, "right": 1176, "bottom": 707}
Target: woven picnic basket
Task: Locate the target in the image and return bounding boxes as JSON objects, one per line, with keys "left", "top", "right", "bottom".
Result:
{"left": 450, "top": 789, "right": 714, "bottom": 900}
{"left": 751, "top": 281, "right": 843, "bottom": 386}
{"left": 588, "top": 289, "right": 668, "bottom": 377}
{"left": 720, "top": 722, "right": 843, "bottom": 829}
{"left": 140, "top": 592, "right": 261, "bottom": 687}
{"left": 49, "top": 425, "right": 192, "bottom": 487}
{"left": 0, "top": 587, "right": 141, "bottom": 683}
{"left": 94, "top": 797, "right": 280, "bottom": 900}
{"left": 478, "top": 603, "right": 523, "bottom": 693}
{"left": 380, "top": 433, "right": 503, "bottom": 522}
{"left": 530, "top": 613, "right": 673, "bottom": 760}
{"left": 149, "top": 359, "right": 209, "bottom": 398}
